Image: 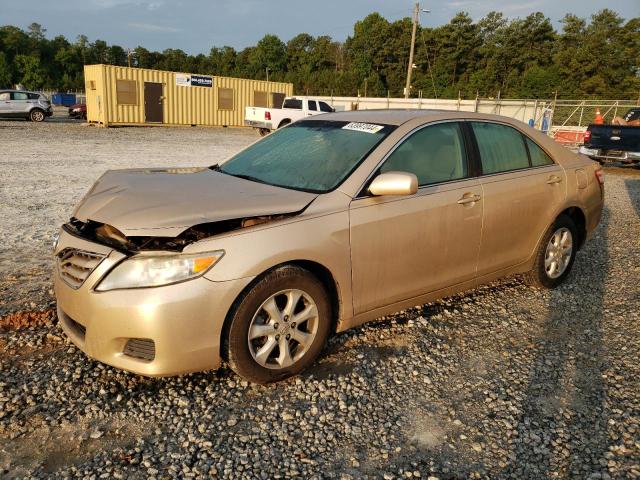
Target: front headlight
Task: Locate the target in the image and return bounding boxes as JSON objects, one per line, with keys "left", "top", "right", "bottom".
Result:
{"left": 95, "top": 250, "right": 224, "bottom": 291}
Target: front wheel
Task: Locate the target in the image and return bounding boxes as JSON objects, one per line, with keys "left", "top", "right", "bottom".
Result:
{"left": 225, "top": 266, "right": 331, "bottom": 383}
{"left": 29, "top": 109, "right": 46, "bottom": 122}
{"left": 524, "top": 214, "right": 578, "bottom": 289}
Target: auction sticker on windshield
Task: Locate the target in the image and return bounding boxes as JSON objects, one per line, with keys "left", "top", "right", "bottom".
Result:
{"left": 342, "top": 122, "right": 385, "bottom": 134}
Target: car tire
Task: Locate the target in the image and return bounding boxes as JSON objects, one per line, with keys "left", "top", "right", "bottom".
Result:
{"left": 258, "top": 128, "right": 270, "bottom": 137}
{"left": 224, "top": 265, "right": 331, "bottom": 383}
{"left": 29, "top": 109, "right": 45, "bottom": 122}
{"left": 524, "top": 214, "right": 578, "bottom": 289}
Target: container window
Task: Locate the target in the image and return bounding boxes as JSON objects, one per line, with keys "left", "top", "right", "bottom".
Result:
{"left": 116, "top": 79, "right": 137, "bottom": 105}
{"left": 271, "top": 93, "right": 285, "bottom": 109}
{"left": 218, "top": 88, "right": 234, "bottom": 110}
{"left": 89, "top": 81, "right": 96, "bottom": 90}
{"left": 253, "top": 91, "right": 268, "bottom": 108}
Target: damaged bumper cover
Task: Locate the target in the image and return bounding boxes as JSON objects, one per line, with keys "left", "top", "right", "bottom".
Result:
{"left": 54, "top": 227, "right": 253, "bottom": 376}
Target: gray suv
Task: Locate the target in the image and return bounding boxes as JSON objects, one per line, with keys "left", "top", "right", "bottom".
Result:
{"left": 0, "top": 90, "right": 53, "bottom": 122}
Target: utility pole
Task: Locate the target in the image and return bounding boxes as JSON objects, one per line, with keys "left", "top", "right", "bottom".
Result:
{"left": 405, "top": 2, "right": 420, "bottom": 99}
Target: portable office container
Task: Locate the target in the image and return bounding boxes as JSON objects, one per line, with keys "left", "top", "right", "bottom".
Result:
{"left": 84, "top": 64, "right": 293, "bottom": 127}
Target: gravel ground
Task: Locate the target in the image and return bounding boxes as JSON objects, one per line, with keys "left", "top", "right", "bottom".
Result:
{"left": 1, "top": 117, "right": 639, "bottom": 478}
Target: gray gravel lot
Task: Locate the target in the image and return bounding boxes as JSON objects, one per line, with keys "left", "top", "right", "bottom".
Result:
{"left": 1, "top": 118, "right": 639, "bottom": 478}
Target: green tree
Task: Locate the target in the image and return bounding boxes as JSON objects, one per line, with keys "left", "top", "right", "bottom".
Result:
{"left": 15, "top": 54, "right": 46, "bottom": 89}
{"left": 0, "top": 52, "right": 12, "bottom": 87}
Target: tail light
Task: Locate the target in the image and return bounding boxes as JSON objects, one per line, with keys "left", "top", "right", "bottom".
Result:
{"left": 265, "top": 111, "right": 271, "bottom": 121}
{"left": 583, "top": 129, "right": 591, "bottom": 144}
{"left": 595, "top": 166, "right": 604, "bottom": 197}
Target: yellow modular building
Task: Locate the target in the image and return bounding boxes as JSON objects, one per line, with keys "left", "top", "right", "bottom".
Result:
{"left": 84, "top": 64, "right": 293, "bottom": 127}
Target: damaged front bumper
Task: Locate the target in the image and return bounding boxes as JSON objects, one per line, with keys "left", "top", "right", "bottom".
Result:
{"left": 54, "top": 227, "right": 253, "bottom": 376}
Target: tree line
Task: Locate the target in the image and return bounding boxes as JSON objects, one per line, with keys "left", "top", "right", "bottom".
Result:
{"left": 0, "top": 9, "right": 638, "bottom": 99}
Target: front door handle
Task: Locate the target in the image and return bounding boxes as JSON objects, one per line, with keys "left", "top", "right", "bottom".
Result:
{"left": 457, "top": 193, "right": 481, "bottom": 205}
{"left": 546, "top": 175, "right": 562, "bottom": 185}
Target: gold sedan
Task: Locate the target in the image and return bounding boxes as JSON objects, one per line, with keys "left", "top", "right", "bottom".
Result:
{"left": 54, "top": 110, "right": 604, "bottom": 383}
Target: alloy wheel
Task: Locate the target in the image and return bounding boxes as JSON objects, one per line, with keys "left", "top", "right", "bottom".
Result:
{"left": 247, "top": 289, "right": 319, "bottom": 369}
{"left": 544, "top": 227, "right": 573, "bottom": 279}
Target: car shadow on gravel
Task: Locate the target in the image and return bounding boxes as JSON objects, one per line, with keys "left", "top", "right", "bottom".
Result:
{"left": 504, "top": 209, "right": 610, "bottom": 478}
{"left": 625, "top": 179, "right": 640, "bottom": 216}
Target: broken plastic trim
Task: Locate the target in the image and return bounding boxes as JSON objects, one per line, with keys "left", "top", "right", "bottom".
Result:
{"left": 63, "top": 211, "right": 301, "bottom": 253}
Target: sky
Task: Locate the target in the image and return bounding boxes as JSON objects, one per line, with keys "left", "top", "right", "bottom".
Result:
{"left": 2, "top": 0, "right": 639, "bottom": 54}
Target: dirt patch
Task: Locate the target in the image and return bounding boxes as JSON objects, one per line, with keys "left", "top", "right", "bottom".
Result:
{"left": 411, "top": 415, "right": 447, "bottom": 449}
{"left": 0, "top": 416, "right": 156, "bottom": 476}
{"left": 0, "top": 309, "right": 56, "bottom": 331}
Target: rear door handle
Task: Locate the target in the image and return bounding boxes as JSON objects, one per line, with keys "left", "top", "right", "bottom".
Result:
{"left": 457, "top": 194, "right": 481, "bottom": 205}
{"left": 546, "top": 175, "right": 562, "bottom": 185}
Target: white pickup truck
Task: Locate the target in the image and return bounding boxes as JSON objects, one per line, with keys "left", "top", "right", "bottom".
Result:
{"left": 245, "top": 97, "right": 334, "bottom": 135}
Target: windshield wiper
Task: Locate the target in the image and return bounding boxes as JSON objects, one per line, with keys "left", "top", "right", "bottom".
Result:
{"left": 211, "top": 164, "right": 268, "bottom": 185}
{"left": 225, "top": 172, "right": 269, "bottom": 185}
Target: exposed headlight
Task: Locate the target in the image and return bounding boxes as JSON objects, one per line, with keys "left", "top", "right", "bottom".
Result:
{"left": 96, "top": 250, "right": 224, "bottom": 291}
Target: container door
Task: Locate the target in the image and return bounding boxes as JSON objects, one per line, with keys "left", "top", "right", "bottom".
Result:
{"left": 144, "top": 82, "right": 163, "bottom": 123}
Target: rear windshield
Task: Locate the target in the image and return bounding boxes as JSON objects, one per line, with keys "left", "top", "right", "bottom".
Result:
{"left": 220, "top": 120, "right": 395, "bottom": 193}
{"left": 282, "top": 98, "right": 303, "bottom": 110}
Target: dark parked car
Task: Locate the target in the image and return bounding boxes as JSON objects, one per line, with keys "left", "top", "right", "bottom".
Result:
{"left": 580, "top": 109, "right": 640, "bottom": 164}
{"left": 68, "top": 103, "right": 87, "bottom": 120}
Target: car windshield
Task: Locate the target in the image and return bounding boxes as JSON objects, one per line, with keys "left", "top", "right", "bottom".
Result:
{"left": 219, "top": 120, "right": 395, "bottom": 193}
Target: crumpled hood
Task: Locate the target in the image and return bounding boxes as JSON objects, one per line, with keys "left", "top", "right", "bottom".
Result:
{"left": 73, "top": 167, "right": 318, "bottom": 236}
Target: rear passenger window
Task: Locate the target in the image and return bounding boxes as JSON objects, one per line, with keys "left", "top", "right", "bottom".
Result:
{"left": 319, "top": 101, "right": 333, "bottom": 112}
{"left": 471, "top": 122, "right": 529, "bottom": 174}
{"left": 380, "top": 122, "right": 467, "bottom": 186}
{"left": 308, "top": 100, "right": 318, "bottom": 111}
{"left": 11, "top": 92, "right": 28, "bottom": 100}
{"left": 525, "top": 138, "right": 554, "bottom": 167}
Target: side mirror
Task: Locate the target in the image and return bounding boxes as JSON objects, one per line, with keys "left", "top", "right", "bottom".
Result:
{"left": 368, "top": 171, "right": 418, "bottom": 196}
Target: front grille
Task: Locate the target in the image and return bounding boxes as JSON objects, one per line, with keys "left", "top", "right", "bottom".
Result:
{"left": 57, "top": 248, "right": 106, "bottom": 289}
{"left": 123, "top": 339, "right": 156, "bottom": 361}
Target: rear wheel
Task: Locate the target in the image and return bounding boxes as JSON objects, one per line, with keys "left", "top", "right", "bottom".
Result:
{"left": 524, "top": 214, "right": 577, "bottom": 289}
{"left": 29, "top": 109, "right": 45, "bottom": 122}
{"left": 258, "top": 128, "right": 270, "bottom": 137}
{"left": 225, "top": 266, "right": 331, "bottom": 383}
{"left": 278, "top": 119, "right": 291, "bottom": 129}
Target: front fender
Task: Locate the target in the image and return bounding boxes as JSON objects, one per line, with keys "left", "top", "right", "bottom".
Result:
{"left": 187, "top": 210, "right": 354, "bottom": 321}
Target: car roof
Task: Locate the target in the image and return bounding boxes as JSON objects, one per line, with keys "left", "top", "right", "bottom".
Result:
{"left": 0, "top": 89, "right": 38, "bottom": 94}
{"left": 313, "top": 109, "right": 526, "bottom": 126}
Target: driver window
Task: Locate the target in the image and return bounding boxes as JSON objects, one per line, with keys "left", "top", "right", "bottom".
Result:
{"left": 380, "top": 122, "right": 467, "bottom": 186}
